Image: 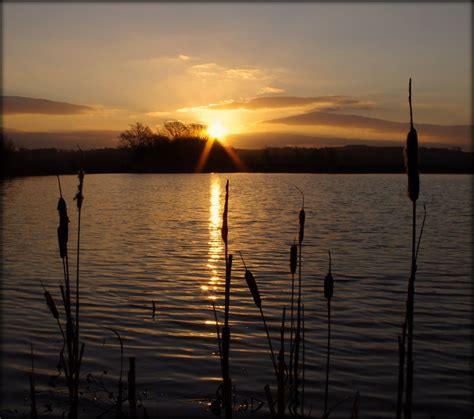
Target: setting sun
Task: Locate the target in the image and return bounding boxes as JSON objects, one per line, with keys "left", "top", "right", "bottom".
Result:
{"left": 207, "top": 122, "right": 228, "bottom": 141}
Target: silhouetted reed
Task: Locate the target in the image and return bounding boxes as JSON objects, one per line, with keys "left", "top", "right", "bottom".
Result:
{"left": 29, "top": 344, "right": 38, "bottom": 419}
{"left": 290, "top": 186, "right": 305, "bottom": 416}
{"left": 239, "top": 252, "right": 278, "bottom": 379}
{"left": 277, "top": 307, "right": 286, "bottom": 419}
{"left": 220, "top": 180, "right": 233, "bottom": 419}
{"left": 324, "top": 251, "right": 334, "bottom": 416}
{"left": 398, "top": 78, "right": 426, "bottom": 419}
{"left": 42, "top": 170, "right": 85, "bottom": 418}
{"left": 128, "top": 357, "right": 137, "bottom": 419}
{"left": 104, "top": 327, "right": 124, "bottom": 418}
{"left": 289, "top": 241, "right": 297, "bottom": 392}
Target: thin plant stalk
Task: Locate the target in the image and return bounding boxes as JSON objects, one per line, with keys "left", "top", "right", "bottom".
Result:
{"left": 212, "top": 301, "right": 223, "bottom": 368}
{"left": 396, "top": 319, "right": 407, "bottom": 419}
{"left": 302, "top": 304, "right": 306, "bottom": 418}
{"left": 73, "top": 164, "right": 85, "bottom": 409}
{"left": 291, "top": 186, "right": 305, "bottom": 415}
{"left": 29, "top": 344, "right": 38, "bottom": 419}
{"left": 403, "top": 79, "right": 420, "bottom": 419}
{"left": 289, "top": 241, "right": 297, "bottom": 391}
{"left": 324, "top": 251, "right": 334, "bottom": 416}
{"left": 277, "top": 307, "right": 286, "bottom": 418}
{"left": 221, "top": 179, "right": 232, "bottom": 419}
{"left": 324, "top": 300, "right": 331, "bottom": 415}
{"left": 105, "top": 327, "right": 124, "bottom": 418}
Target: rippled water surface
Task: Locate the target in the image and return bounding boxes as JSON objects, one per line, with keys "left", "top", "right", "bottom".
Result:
{"left": 1, "top": 173, "right": 472, "bottom": 418}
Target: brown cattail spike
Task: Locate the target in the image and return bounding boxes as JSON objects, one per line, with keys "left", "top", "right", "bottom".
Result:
{"left": 290, "top": 241, "right": 297, "bottom": 275}
{"left": 74, "top": 170, "right": 85, "bottom": 211}
{"left": 245, "top": 269, "right": 262, "bottom": 309}
{"left": 57, "top": 195, "right": 69, "bottom": 259}
{"left": 221, "top": 180, "right": 229, "bottom": 246}
{"left": 239, "top": 252, "right": 261, "bottom": 308}
{"left": 295, "top": 186, "right": 305, "bottom": 244}
{"left": 405, "top": 78, "right": 419, "bottom": 202}
{"left": 44, "top": 290, "right": 59, "bottom": 319}
{"left": 324, "top": 251, "right": 334, "bottom": 300}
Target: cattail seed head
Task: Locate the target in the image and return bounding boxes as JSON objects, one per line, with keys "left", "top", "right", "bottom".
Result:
{"left": 404, "top": 127, "right": 419, "bottom": 202}
{"left": 57, "top": 197, "right": 69, "bottom": 259}
{"left": 74, "top": 170, "right": 85, "bottom": 210}
{"left": 299, "top": 209, "right": 305, "bottom": 244}
{"left": 324, "top": 272, "right": 333, "bottom": 301}
{"left": 245, "top": 269, "right": 262, "bottom": 309}
{"left": 221, "top": 180, "right": 229, "bottom": 246}
{"left": 44, "top": 290, "right": 59, "bottom": 319}
{"left": 290, "top": 243, "right": 297, "bottom": 275}
{"left": 324, "top": 251, "right": 333, "bottom": 300}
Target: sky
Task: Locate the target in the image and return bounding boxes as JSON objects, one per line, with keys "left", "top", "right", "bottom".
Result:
{"left": 2, "top": 2, "right": 472, "bottom": 150}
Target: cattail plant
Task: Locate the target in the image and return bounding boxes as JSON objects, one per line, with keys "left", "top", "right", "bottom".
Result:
{"left": 219, "top": 179, "right": 233, "bottom": 419}
{"left": 324, "top": 251, "right": 334, "bottom": 416}
{"left": 290, "top": 187, "right": 305, "bottom": 416}
{"left": 56, "top": 175, "right": 76, "bottom": 411}
{"left": 239, "top": 252, "right": 278, "bottom": 379}
{"left": 42, "top": 170, "right": 86, "bottom": 418}
{"left": 73, "top": 164, "right": 85, "bottom": 414}
{"left": 401, "top": 78, "right": 420, "bottom": 419}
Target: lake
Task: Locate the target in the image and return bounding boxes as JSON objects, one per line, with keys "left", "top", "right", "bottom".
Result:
{"left": 1, "top": 173, "right": 472, "bottom": 418}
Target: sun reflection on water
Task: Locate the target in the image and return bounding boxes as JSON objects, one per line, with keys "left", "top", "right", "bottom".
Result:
{"left": 207, "top": 176, "right": 223, "bottom": 302}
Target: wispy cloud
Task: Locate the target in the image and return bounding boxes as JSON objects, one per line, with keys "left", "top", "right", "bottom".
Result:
{"left": 2, "top": 96, "right": 94, "bottom": 115}
{"left": 187, "top": 62, "right": 271, "bottom": 81}
{"left": 199, "top": 95, "right": 374, "bottom": 111}
{"left": 258, "top": 86, "right": 286, "bottom": 95}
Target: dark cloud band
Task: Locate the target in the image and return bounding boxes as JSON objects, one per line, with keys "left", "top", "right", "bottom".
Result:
{"left": 2, "top": 96, "right": 94, "bottom": 115}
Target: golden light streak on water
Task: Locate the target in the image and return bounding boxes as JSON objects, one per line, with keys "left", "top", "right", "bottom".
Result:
{"left": 206, "top": 175, "right": 223, "bottom": 306}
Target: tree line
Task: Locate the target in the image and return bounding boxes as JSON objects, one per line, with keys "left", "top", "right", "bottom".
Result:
{"left": 118, "top": 121, "right": 210, "bottom": 151}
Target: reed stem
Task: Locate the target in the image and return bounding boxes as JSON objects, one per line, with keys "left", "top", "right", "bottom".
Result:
{"left": 324, "top": 300, "right": 331, "bottom": 415}
{"left": 404, "top": 200, "right": 417, "bottom": 419}
{"left": 259, "top": 305, "right": 278, "bottom": 379}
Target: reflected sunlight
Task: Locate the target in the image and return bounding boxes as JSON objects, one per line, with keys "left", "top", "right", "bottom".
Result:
{"left": 206, "top": 176, "right": 223, "bottom": 303}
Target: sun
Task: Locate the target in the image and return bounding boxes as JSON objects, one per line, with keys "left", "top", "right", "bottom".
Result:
{"left": 207, "top": 122, "right": 228, "bottom": 141}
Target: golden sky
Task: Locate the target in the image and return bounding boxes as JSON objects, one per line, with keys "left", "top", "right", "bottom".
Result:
{"left": 2, "top": 3, "right": 472, "bottom": 150}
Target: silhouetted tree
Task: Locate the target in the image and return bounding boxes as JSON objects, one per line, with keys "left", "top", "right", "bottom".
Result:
{"left": 1, "top": 130, "right": 16, "bottom": 153}
{"left": 161, "top": 121, "right": 208, "bottom": 140}
{"left": 119, "top": 122, "right": 155, "bottom": 151}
